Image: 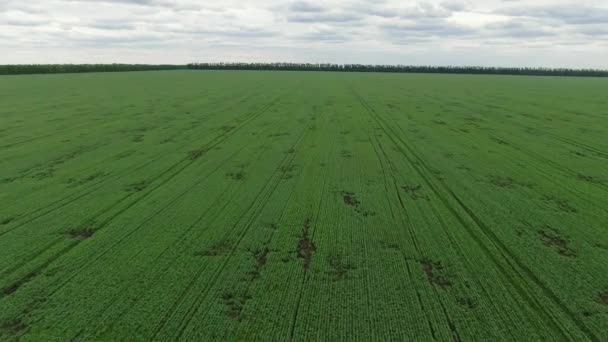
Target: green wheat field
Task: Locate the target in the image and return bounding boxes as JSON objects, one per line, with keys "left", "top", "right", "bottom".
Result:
{"left": 1, "top": 70, "right": 607, "bottom": 340}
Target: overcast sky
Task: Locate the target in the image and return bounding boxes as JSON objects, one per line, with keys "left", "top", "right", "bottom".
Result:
{"left": 1, "top": 0, "right": 607, "bottom": 68}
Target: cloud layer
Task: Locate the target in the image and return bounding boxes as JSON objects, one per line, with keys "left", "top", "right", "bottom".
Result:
{"left": 1, "top": 0, "right": 607, "bottom": 67}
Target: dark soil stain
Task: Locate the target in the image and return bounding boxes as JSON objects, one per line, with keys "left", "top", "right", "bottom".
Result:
{"left": 432, "top": 120, "right": 447, "bottom": 125}
{"left": 132, "top": 135, "right": 144, "bottom": 142}
{"left": 490, "top": 137, "right": 509, "bottom": 145}
{"left": 268, "top": 132, "right": 290, "bottom": 138}
{"left": 570, "top": 150, "right": 586, "bottom": 157}
{"left": 0, "top": 319, "right": 27, "bottom": 335}
{"left": 115, "top": 150, "right": 135, "bottom": 160}
{"left": 297, "top": 218, "right": 316, "bottom": 272}
{"left": 328, "top": 253, "right": 355, "bottom": 280}
{"left": 342, "top": 192, "right": 360, "bottom": 207}
{"left": 220, "top": 125, "right": 235, "bottom": 133}
{"left": 188, "top": 149, "right": 206, "bottom": 160}
{"left": 197, "top": 240, "right": 231, "bottom": 256}
{"left": 457, "top": 296, "right": 477, "bottom": 309}
{"left": 487, "top": 175, "right": 535, "bottom": 189}
{"left": 598, "top": 291, "right": 608, "bottom": 305}
{"left": 280, "top": 165, "right": 297, "bottom": 180}
{"left": 340, "top": 150, "right": 353, "bottom": 158}
{"left": 66, "top": 171, "right": 108, "bottom": 187}
{"left": 221, "top": 292, "right": 250, "bottom": 321}
{"left": 401, "top": 184, "right": 427, "bottom": 200}
{"left": 487, "top": 175, "right": 516, "bottom": 188}
{"left": 248, "top": 247, "right": 270, "bottom": 280}
{"left": 226, "top": 171, "right": 246, "bottom": 181}
{"left": 538, "top": 228, "right": 576, "bottom": 257}
{"left": 67, "top": 226, "right": 95, "bottom": 239}
{"left": 2, "top": 271, "right": 38, "bottom": 297}
{"left": 1, "top": 217, "right": 15, "bottom": 225}
{"left": 341, "top": 191, "right": 375, "bottom": 216}
{"left": 577, "top": 174, "right": 604, "bottom": 184}
{"left": 542, "top": 195, "right": 577, "bottom": 213}
{"left": 420, "top": 259, "right": 452, "bottom": 289}
{"left": 125, "top": 180, "right": 149, "bottom": 192}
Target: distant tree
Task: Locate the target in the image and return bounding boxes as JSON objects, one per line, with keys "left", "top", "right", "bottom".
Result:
{"left": 187, "top": 62, "right": 608, "bottom": 77}
{"left": 0, "top": 64, "right": 186, "bottom": 75}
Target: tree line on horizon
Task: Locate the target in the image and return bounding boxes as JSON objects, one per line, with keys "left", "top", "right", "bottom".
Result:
{"left": 0, "top": 64, "right": 185, "bottom": 75}
{"left": 1, "top": 63, "right": 607, "bottom": 77}
{"left": 188, "top": 62, "right": 608, "bottom": 77}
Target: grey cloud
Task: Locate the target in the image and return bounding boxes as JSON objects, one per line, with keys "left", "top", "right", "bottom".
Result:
{"left": 368, "top": 3, "right": 452, "bottom": 19}
{"left": 484, "top": 20, "right": 557, "bottom": 38}
{"left": 382, "top": 20, "right": 473, "bottom": 38}
{"left": 440, "top": 1, "right": 466, "bottom": 12}
{"left": 288, "top": 1, "right": 324, "bottom": 13}
{"left": 292, "top": 30, "right": 349, "bottom": 42}
{"left": 156, "top": 25, "right": 278, "bottom": 39}
{"left": 1, "top": 16, "right": 50, "bottom": 27}
{"left": 497, "top": 5, "right": 608, "bottom": 25}
{"left": 62, "top": 0, "right": 201, "bottom": 11}
{"left": 287, "top": 12, "right": 363, "bottom": 23}
{"left": 89, "top": 22, "right": 136, "bottom": 30}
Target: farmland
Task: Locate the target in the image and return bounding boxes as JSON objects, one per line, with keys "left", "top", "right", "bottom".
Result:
{"left": 0, "top": 70, "right": 607, "bottom": 340}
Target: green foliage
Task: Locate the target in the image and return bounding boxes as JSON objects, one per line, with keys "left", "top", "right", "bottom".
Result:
{"left": 188, "top": 62, "right": 608, "bottom": 77}
{"left": 0, "top": 64, "right": 186, "bottom": 75}
{"left": 0, "top": 71, "right": 607, "bottom": 340}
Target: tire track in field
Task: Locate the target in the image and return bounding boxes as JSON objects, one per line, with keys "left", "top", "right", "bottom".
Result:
{"left": 373, "top": 129, "right": 560, "bottom": 338}
{"left": 370, "top": 133, "right": 465, "bottom": 341}
{"left": 168, "top": 108, "right": 312, "bottom": 337}
{"left": 455, "top": 96, "right": 608, "bottom": 158}
{"left": 37, "top": 139, "right": 253, "bottom": 333}
{"left": 191, "top": 138, "right": 309, "bottom": 338}
{"left": 402, "top": 95, "right": 608, "bottom": 213}
{"left": 162, "top": 117, "right": 310, "bottom": 341}
{"left": 0, "top": 91, "right": 288, "bottom": 296}
{"left": 288, "top": 119, "right": 335, "bottom": 341}
{"left": 0, "top": 86, "right": 278, "bottom": 240}
{"left": 370, "top": 134, "right": 438, "bottom": 340}
{"left": 89, "top": 116, "right": 287, "bottom": 338}
{"left": 74, "top": 150, "right": 253, "bottom": 339}
{"left": 0, "top": 87, "right": 265, "bottom": 234}
{"left": 355, "top": 91, "right": 597, "bottom": 341}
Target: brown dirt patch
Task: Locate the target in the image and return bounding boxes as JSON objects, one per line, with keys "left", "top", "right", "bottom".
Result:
{"left": 197, "top": 240, "right": 231, "bottom": 256}
{"left": 577, "top": 174, "right": 603, "bottom": 184}
{"left": 1, "top": 217, "right": 15, "bottom": 225}
{"left": 1, "top": 319, "right": 27, "bottom": 335}
{"left": 342, "top": 192, "right": 360, "bottom": 207}
{"left": 490, "top": 137, "right": 510, "bottom": 145}
{"left": 188, "top": 149, "right": 206, "bottom": 160}
{"left": 125, "top": 180, "right": 148, "bottom": 192}
{"left": 420, "top": 259, "right": 451, "bottom": 289}
{"left": 401, "top": 184, "right": 427, "bottom": 200}
{"left": 340, "top": 150, "right": 353, "bottom": 158}
{"left": 297, "top": 218, "right": 316, "bottom": 272}
{"left": 542, "top": 195, "right": 577, "bottom": 213}
{"left": 598, "top": 291, "right": 608, "bottom": 305}
{"left": 538, "top": 228, "right": 576, "bottom": 257}
{"left": 2, "top": 271, "right": 38, "bottom": 297}
{"left": 221, "top": 292, "right": 249, "bottom": 321}
{"left": 67, "top": 226, "right": 95, "bottom": 239}
{"left": 457, "top": 296, "right": 477, "bottom": 309}
{"left": 328, "top": 254, "right": 354, "bottom": 280}
{"left": 226, "top": 171, "right": 246, "bottom": 181}
{"left": 248, "top": 247, "right": 270, "bottom": 279}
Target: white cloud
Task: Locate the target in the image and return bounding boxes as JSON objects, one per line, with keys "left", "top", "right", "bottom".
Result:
{"left": 0, "top": 0, "right": 606, "bottom": 68}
